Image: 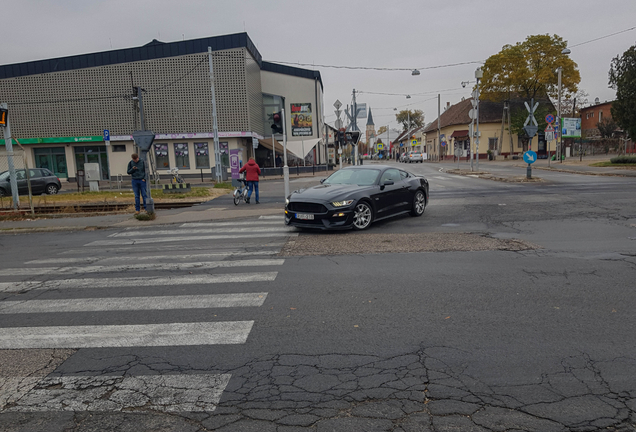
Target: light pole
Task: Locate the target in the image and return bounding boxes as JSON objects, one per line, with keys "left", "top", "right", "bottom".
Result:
{"left": 475, "top": 67, "right": 483, "bottom": 172}
{"left": 557, "top": 48, "right": 571, "bottom": 164}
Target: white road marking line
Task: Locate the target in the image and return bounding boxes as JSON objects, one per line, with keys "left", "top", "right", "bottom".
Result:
{"left": 433, "top": 176, "right": 449, "bottom": 180}
{"left": 180, "top": 221, "right": 283, "bottom": 227}
{"left": 109, "top": 226, "right": 293, "bottom": 237}
{"left": 0, "top": 272, "right": 278, "bottom": 292}
{"left": 67, "top": 242, "right": 286, "bottom": 254}
{"left": 26, "top": 250, "right": 278, "bottom": 265}
{"left": 0, "top": 259, "right": 285, "bottom": 277}
{"left": 0, "top": 321, "right": 254, "bottom": 349}
{"left": 85, "top": 232, "right": 298, "bottom": 246}
{"left": 0, "top": 293, "right": 268, "bottom": 314}
{"left": 4, "top": 374, "right": 232, "bottom": 412}
{"left": 259, "top": 215, "right": 284, "bottom": 219}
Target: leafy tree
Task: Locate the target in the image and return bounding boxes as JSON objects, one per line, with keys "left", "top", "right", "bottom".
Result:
{"left": 597, "top": 117, "right": 619, "bottom": 138}
{"left": 609, "top": 44, "right": 636, "bottom": 139}
{"left": 480, "top": 34, "right": 580, "bottom": 102}
{"left": 377, "top": 126, "right": 388, "bottom": 135}
{"left": 395, "top": 109, "right": 424, "bottom": 132}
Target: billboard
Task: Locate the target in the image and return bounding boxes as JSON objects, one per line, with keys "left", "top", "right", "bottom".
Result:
{"left": 291, "top": 103, "right": 313, "bottom": 137}
{"left": 561, "top": 118, "right": 581, "bottom": 138}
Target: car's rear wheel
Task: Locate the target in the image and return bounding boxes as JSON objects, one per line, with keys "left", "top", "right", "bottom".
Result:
{"left": 352, "top": 201, "right": 373, "bottom": 230}
{"left": 410, "top": 190, "right": 426, "bottom": 217}
{"left": 45, "top": 184, "right": 59, "bottom": 195}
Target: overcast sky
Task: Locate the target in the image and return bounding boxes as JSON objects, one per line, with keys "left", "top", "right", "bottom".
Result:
{"left": 2, "top": 0, "right": 635, "bottom": 131}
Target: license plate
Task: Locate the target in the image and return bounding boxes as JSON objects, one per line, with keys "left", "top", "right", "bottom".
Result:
{"left": 295, "top": 213, "right": 314, "bottom": 220}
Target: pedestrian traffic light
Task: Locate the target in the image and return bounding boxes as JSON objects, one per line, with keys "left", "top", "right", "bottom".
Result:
{"left": 0, "top": 108, "right": 7, "bottom": 127}
{"left": 337, "top": 130, "right": 345, "bottom": 145}
{"left": 271, "top": 111, "right": 283, "bottom": 134}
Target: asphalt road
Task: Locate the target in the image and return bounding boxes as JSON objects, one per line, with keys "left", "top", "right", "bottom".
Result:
{"left": 1, "top": 162, "right": 636, "bottom": 431}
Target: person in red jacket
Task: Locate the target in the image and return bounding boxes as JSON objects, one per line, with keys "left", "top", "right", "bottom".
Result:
{"left": 239, "top": 157, "right": 261, "bottom": 204}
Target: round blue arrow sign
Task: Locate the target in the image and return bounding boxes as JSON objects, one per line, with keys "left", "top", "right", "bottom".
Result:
{"left": 523, "top": 150, "right": 537, "bottom": 164}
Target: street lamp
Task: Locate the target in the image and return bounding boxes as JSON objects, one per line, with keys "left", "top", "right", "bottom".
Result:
{"left": 474, "top": 67, "right": 483, "bottom": 171}
{"left": 557, "top": 47, "right": 571, "bottom": 164}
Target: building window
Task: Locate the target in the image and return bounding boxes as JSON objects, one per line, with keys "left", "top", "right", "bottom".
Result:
{"left": 154, "top": 144, "right": 169, "bottom": 170}
{"left": 489, "top": 137, "right": 498, "bottom": 151}
{"left": 174, "top": 143, "right": 190, "bottom": 169}
{"left": 194, "top": 142, "right": 210, "bottom": 169}
{"left": 112, "top": 144, "right": 126, "bottom": 152}
{"left": 599, "top": 111, "right": 603, "bottom": 122}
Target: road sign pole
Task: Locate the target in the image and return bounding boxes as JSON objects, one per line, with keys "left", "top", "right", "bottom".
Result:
{"left": 282, "top": 108, "right": 290, "bottom": 199}
{"left": 0, "top": 103, "right": 19, "bottom": 209}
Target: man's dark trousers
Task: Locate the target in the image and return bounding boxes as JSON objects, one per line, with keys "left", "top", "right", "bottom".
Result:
{"left": 132, "top": 178, "right": 147, "bottom": 211}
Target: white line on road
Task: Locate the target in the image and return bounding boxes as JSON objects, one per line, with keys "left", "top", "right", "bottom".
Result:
{"left": 259, "top": 215, "right": 284, "bottom": 219}
{"left": 109, "top": 226, "right": 293, "bottom": 237}
{"left": 4, "top": 373, "right": 232, "bottom": 412}
{"left": 0, "top": 292, "right": 268, "bottom": 314}
{"left": 85, "top": 232, "right": 298, "bottom": 246}
{"left": 26, "top": 250, "right": 278, "bottom": 265}
{"left": 0, "top": 321, "right": 254, "bottom": 349}
{"left": 179, "top": 220, "right": 284, "bottom": 227}
{"left": 0, "top": 259, "right": 284, "bottom": 277}
{"left": 0, "top": 272, "right": 278, "bottom": 292}
{"left": 65, "top": 242, "right": 286, "bottom": 254}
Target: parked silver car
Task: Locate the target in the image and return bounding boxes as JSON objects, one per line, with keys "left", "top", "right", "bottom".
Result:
{"left": 407, "top": 151, "right": 424, "bottom": 163}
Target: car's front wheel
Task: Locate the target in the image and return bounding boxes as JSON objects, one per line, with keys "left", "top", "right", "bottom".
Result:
{"left": 352, "top": 201, "right": 373, "bottom": 230}
{"left": 410, "top": 190, "right": 426, "bottom": 217}
{"left": 45, "top": 184, "right": 59, "bottom": 195}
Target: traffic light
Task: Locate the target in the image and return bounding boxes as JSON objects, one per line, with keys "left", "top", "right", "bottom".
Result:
{"left": 271, "top": 111, "right": 283, "bottom": 134}
{"left": 0, "top": 108, "right": 7, "bottom": 127}
{"left": 337, "top": 130, "right": 345, "bottom": 145}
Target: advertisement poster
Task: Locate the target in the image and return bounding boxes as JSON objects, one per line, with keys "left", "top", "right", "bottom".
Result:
{"left": 291, "top": 103, "right": 313, "bottom": 137}
{"left": 230, "top": 149, "right": 241, "bottom": 180}
{"left": 561, "top": 118, "right": 581, "bottom": 138}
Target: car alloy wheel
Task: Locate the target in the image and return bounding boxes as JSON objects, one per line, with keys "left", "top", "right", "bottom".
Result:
{"left": 353, "top": 202, "right": 372, "bottom": 230}
{"left": 411, "top": 190, "right": 426, "bottom": 216}
{"left": 46, "top": 184, "right": 59, "bottom": 195}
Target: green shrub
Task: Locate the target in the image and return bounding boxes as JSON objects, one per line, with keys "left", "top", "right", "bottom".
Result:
{"left": 214, "top": 182, "right": 233, "bottom": 189}
{"left": 610, "top": 156, "right": 636, "bottom": 164}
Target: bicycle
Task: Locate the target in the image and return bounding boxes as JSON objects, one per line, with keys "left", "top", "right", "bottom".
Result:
{"left": 233, "top": 178, "right": 249, "bottom": 205}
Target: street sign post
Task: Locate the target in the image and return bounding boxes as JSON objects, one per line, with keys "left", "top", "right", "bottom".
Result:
{"left": 523, "top": 150, "right": 537, "bottom": 179}
{"left": 103, "top": 129, "right": 110, "bottom": 146}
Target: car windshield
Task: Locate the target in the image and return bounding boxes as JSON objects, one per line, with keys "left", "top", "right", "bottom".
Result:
{"left": 324, "top": 169, "right": 380, "bottom": 186}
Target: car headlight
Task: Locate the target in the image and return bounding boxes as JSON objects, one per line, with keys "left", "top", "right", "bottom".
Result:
{"left": 285, "top": 198, "right": 289, "bottom": 205}
{"left": 331, "top": 200, "right": 354, "bottom": 207}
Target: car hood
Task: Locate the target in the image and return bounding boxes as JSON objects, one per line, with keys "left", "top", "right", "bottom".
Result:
{"left": 290, "top": 184, "right": 374, "bottom": 201}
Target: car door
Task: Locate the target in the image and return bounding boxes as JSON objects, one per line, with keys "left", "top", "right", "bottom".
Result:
{"left": 15, "top": 170, "right": 28, "bottom": 195}
{"left": 373, "top": 168, "right": 405, "bottom": 218}
{"left": 28, "top": 169, "right": 46, "bottom": 194}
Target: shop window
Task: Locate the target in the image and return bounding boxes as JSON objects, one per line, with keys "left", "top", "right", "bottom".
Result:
{"left": 154, "top": 144, "right": 169, "bottom": 170}
{"left": 112, "top": 144, "right": 126, "bottom": 152}
{"left": 194, "top": 142, "right": 210, "bottom": 169}
{"left": 174, "top": 143, "right": 190, "bottom": 169}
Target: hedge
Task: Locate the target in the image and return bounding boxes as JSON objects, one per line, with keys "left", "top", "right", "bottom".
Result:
{"left": 610, "top": 156, "right": 636, "bottom": 164}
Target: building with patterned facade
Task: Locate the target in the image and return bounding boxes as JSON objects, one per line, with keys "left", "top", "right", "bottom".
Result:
{"left": 0, "top": 32, "right": 324, "bottom": 181}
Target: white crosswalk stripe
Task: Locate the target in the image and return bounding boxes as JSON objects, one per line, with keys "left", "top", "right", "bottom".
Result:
{"left": 0, "top": 216, "right": 290, "bottom": 412}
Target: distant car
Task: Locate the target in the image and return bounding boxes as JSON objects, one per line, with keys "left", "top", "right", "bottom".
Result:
{"left": 285, "top": 165, "right": 429, "bottom": 231}
{"left": 0, "top": 168, "right": 62, "bottom": 197}
{"left": 408, "top": 151, "right": 424, "bottom": 163}
{"left": 399, "top": 153, "right": 409, "bottom": 163}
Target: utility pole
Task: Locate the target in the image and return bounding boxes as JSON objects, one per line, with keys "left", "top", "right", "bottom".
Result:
{"left": 475, "top": 67, "right": 483, "bottom": 172}
{"left": 282, "top": 107, "right": 290, "bottom": 199}
{"left": 437, "top": 95, "right": 441, "bottom": 162}
{"left": 352, "top": 89, "right": 358, "bottom": 165}
{"left": 208, "top": 47, "right": 223, "bottom": 183}
{"left": 0, "top": 103, "right": 19, "bottom": 209}
{"left": 134, "top": 87, "right": 155, "bottom": 214}
{"left": 557, "top": 66, "right": 563, "bottom": 163}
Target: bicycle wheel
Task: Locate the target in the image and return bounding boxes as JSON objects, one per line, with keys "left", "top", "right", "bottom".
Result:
{"left": 233, "top": 190, "right": 241, "bottom": 205}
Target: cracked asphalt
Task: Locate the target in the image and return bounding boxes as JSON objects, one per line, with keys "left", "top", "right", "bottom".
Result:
{"left": 1, "top": 162, "right": 636, "bottom": 431}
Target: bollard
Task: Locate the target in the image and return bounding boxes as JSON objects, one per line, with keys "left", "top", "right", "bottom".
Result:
{"left": 527, "top": 164, "right": 532, "bottom": 179}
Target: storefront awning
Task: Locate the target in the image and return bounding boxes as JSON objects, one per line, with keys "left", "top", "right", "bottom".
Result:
{"left": 258, "top": 137, "right": 300, "bottom": 158}
{"left": 450, "top": 130, "right": 469, "bottom": 139}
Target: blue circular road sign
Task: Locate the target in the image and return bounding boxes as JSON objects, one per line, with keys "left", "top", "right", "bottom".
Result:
{"left": 523, "top": 150, "right": 537, "bottom": 164}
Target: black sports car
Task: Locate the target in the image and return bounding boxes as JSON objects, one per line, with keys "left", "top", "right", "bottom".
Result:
{"left": 284, "top": 165, "right": 429, "bottom": 230}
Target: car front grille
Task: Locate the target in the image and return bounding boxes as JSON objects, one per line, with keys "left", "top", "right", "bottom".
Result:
{"left": 288, "top": 202, "right": 328, "bottom": 213}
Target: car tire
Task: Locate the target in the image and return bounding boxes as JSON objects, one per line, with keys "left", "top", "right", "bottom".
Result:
{"left": 410, "top": 190, "right": 426, "bottom": 217}
{"left": 352, "top": 201, "right": 373, "bottom": 230}
{"left": 0, "top": 188, "right": 7, "bottom": 197}
{"left": 45, "top": 184, "right": 59, "bottom": 195}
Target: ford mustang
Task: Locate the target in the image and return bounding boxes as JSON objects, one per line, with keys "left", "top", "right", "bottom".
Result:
{"left": 284, "top": 165, "right": 428, "bottom": 230}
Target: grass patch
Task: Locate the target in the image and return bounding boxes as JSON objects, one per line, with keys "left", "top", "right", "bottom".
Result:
{"left": 590, "top": 161, "right": 636, "bottom": 167}
{"left": 134, "top": 212, "right": 157, "bottom": 221}
{"left": 214, "top": 182, "right": 233, "bottom": 189}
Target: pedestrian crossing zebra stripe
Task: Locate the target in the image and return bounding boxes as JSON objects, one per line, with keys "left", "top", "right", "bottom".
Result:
{"left": 179, "top": 220, "right": 283, "bottom": 227}
{"left": 0, "top": 272, "right": 279, "bottom": 293}
{"left": 0, "top": 293, "right": 268, "bottom": 314}
{"left": 109, "top": 226, "right": 294, "bottom": 237}
{"left": 0, "top": 321, "right": 254, "bottom": 349}
{"left": 259, "top": 215, "right": 284, "bottom": 219}
{"left": 26, "top": 250, "right": 279, "bottom": 265}
{"left": 0, "top": 259, "right": 285, "bottom": 277}
{"left": 68, "top": 242, "right": 286, "bottom": 254}
{"left": 3, "top": 373, "right": 232, "bottom": 412}
{"left": 84, "top": 232, "right": 298, "bottom": 246}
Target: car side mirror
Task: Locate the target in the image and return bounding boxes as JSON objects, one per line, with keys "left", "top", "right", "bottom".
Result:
{"left": 380, "top": 180, "right": 394, "bottom": 190}
{"left": 319, "top": 178, "right": 326, "bottom": 184}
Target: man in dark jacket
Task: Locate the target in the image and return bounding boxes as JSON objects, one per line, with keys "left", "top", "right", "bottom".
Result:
{"left": 239, "top": 157, "right": 261, "bottom": 204}
{"left": 127, "top": 153, "right": 147, "bottom": 214}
